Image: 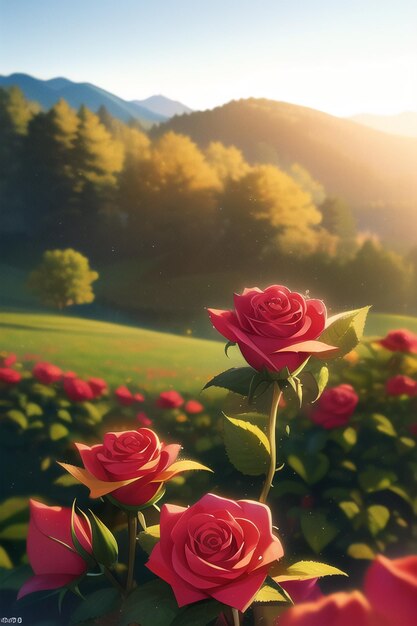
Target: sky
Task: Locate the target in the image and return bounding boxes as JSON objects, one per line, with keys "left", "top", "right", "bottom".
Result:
{"left": 0, "top": 0, "right": 416, "bottom": 116}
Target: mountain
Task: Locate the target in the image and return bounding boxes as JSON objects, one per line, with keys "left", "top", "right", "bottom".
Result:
{"left": 350, "top": 112, "right": 417, "bottom": 138}
{"left": 155, "top": 98, "right": 417, "bottom": 245}
{"left": 133, "top": 95, "right": 192, "bottom": 118}
{"left": 0, "top": 73, "right": 167, "bottom": 125}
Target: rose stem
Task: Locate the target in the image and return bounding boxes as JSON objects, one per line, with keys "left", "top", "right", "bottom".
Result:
{"left": 126, "top": 511, "right": 138, "bottom": 593}
{"left": 259, "top": 382, "right": 282, "bottom": 504}
{"left": 231, "top": 608, "right": 241, "bottom": 626}
{"left": 103, "top": 566, "right": 125, "bottom": 596}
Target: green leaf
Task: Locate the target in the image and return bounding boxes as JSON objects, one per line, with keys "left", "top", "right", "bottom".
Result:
{"left": 0, "top": 497, "right": 28, "bottom": 524}
{"left": 57, "top": 409, "right": 72, "bottom": 423}
{"left": 49, "top": 423, "right": 69, "bottom": 441}
{"left": 370, "top": 414, "right": 397, "bottom": 437}
{"left": 319, "top": 306, "right": 370, "bottom": 359}
{"left": 271, "top": 560, "right": 347, "bottom": 582}
{"left": 358, "top": 467, "right": 397, "bottom": 492}
{"left": 223, "top": 415, "right": 270, "bottom": 476}
{"left": 26, "top": 402, "right": 43, "bottom": 417}
{"left": 367, "top": 505, "right": 390, "bottom": 536}
{"left": 347, "top": 543, "right": 375, "bottom": 560}
{"left": 253, "top": 582, "right": 290, "bottom": 604}
{"left": 0, "top": 523, "right": 28, "bottom": 540}
{"left": 273, "top": 481, "right": 308, "bottom": 497}
{"left": 5, "top": 410, "right": 28, "bottom": 429}
{"left": 339, "top": 501, "right": 361, "bottom": 520}
{"left": 300, "top": 366, "right": 329, "bottom": 403}
{"left": 88, "top": 510, "right": 118, "bottom": 567}
{"left": 69, "top": 588, "right": 120, "bottom": 625}
{"left": 0, "top": 546, "right": 12, "bottom": 569}
{"left": 330, "top": 427, "right": 357, "bottom": 451}
{"left": 137, "top": 524, "right": 160, "bottom": 555}
{"left": 204, "top": 367, "right": 256, "bottom": 396}
{"left": 387, "top": 485, "right": 413, "bottom": 506}
{"left": 120, "top": 579, "right": 179, "bottom": 626}
{"left": 287, "top": 453, "right": 329, "bottom": 485}
{"left": 300, "top": 511, "right": 339, "bottom": 553}
{"left": 0, "top": 564, "right": 32, "bottom": 590}
{"left": 170, "top": 599, "right": 226, "bottom": 626}
{"left": 54, "top": 474, "right": 80, "bottom": 487}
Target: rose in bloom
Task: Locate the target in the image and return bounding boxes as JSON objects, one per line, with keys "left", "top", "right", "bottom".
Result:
{"left": 1, "top": 352, "right": 17, "bottom": 367}
{"left": 208, "top": 285, "right": 337, "bottom": 373}
{"left": 364, "top": 555, "right": 417, "bottom": 626}
{"left": 115, "top": 385, "right": 145, "bottom": 406}
{"left": 157, "top": 390, "right": 184, "bottom": 409}
{"left": 310, "top": 384, "right": 359, "bottom": 429}
{"left": 0, "top": 367, "right": 21, "bottom": 384}
{"left": 278, "top": 591, "right": 380, "bottom": 626}
{"left": 64, "top": 377, "right": 94, "bottom": 402}
{"left": 62, "top": 428, "right": 181, "bottom": 507}
{"left": 33, "top": 362, "right": 62, "bottom": 385}
{"left": 146, "top": 493, "right": 284, "bottom": 612}
{"left": 184, "top": 399, "right": 204, "bottom": 414}
{"left": 88, "top": 377, "right": 108, "bottom": 398}
{"left": 385, "top": 375, "right": 417, "bottom": 397}
{"left": 18, "top": 500, "right": 92, "bottom": 599}
{"left": 137, "top": 412, "right": 153, "bottom": 427}
{"left": 379, "top": 329, "right": 417, "bottom": 353}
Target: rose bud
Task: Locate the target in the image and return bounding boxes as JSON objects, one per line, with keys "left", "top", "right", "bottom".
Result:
{"left": 278, "top": 591, "right": 381, "bottom": 626}
{"left": 184, "top": 400, "right": 204, "bottom": 414}
{"left": 365, "top": 555, "right": 417, "bottom": 626}
{"left": 17, "top": 500, "right": 92, "bottom": 599}
{"left": 146, "top": 493, "right": 284, "bottom": 612}
{"left": 310, "top": 384, "right": 358, "bottom": 429}
{"left": 208, "top": 285, "right": 337, "bottom": 374}
{"left": 115, "top": 385, "right": 143, "bottom": 406}
{"left": 0, "top": 367, "right": 21, "bottom": 384}
{"left": 379, "top": 329, "right": 417, "bottom": 354}
{"left": 157, "top": 390, "right": 184, "bottom": 409}
{"left": 385, "top": 375, "right": 417, "bottom": 397}
{"left": 64, "top": 377, "right": 94, "bottom": 402}
{"left": 59, "top": 428, "right": 210, "bottom": 509}
{"left": 88, "top": 377, "right": 108, "bottom": 398}
{"left": 33, "top": 362, "right": 62, "bottom": 385}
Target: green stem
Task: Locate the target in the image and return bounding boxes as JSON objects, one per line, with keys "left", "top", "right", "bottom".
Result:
{"left": 103, "top": 566, "right": 125, "bottom": 596}
{"left": 259, "top": 382, "right": 282, "bottom": 504}
{"left": 231, "top": 608, "right": 240, "bottom": 626}
{"left": 126, "top": 511, "right": 138, "bottom": 593}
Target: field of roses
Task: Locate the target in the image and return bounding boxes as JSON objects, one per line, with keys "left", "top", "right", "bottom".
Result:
{"left": 0, "top": 285, "right": 416, "bottom": 625}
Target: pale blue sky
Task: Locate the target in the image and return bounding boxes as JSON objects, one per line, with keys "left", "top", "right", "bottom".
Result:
{"left": 0, "top": 0, "right": 416, "bottom": 115}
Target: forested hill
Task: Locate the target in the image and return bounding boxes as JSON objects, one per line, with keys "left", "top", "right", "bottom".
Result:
{"left": 155, "top": 98, "right": 417, "bottom": 212}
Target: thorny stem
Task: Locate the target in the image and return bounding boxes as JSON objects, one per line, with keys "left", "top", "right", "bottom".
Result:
{"left": 259, "top": 382, "right": 282, "bottom": 504}
{"left": 126, "top": 511, "right": 138, "bottom": 593}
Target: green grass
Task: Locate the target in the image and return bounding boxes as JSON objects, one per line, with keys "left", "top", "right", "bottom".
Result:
{"left": 1, "top": 310, "right": 417, "bottom": 394}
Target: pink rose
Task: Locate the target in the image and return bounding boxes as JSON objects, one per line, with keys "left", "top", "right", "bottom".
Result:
{"left": 68, "top": 428, "right": 181, "bottom": 507}
{"left": 115, "top": 385, "right": 145, "bottom": 406}
{"left": 64, "top": 377, "right": 94, "bottom": 402}
{"left": 1, "top": 352, "right": 17, "bottom": 367}
{"left": 379, "top": 329, "right": 417, "bottom": 353}
{"left": 278, "top": 591, "right": 380, "bottom": 626}
{"left": 146, "top": 493, "right": 284, "bottom": 612}
{"left": 157, "top": 390, "right": 184, "bottom": 409}
{"left": 88, "top": 377, "right": 108, "bottom": 398}
{"left": 310, "top": 384, "right": 359, "bottom": 429}
{"left": 184, "top": 399, "right": 204, "bottom": 414}
{"left": 18, "top": 500, "right": 92, "bottom": 599}
{"left": 208, "top": 285, "right": 336, "bottom": 373}
{"left": 137, "top": 412, "right": 153, "bottom": 427}
{"left": 0, "top": 367, "right": 21, "bottom": 384}
{"left": 33, "top": 362, "right": 62, "bottom": 385}
{"left": 385, "top": 375, "right": 417, "bottom": 397}
{"left": 364, "top": 555, "right": 417, "bottom": 626}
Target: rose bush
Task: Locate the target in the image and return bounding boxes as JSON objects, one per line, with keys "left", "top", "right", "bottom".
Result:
{"left": 18, "top": 500, "right": 92, "bottom": 599}
{"left": 379, "top": 329, "right": 417, "bottom": 353}
{"left": 385, "top": 374, "right": 417, "bottom": 397}
{"left": 309, "top": 384, "right": 359, "bottom": 429}
{"left": 146, "top": 493, "right": 284, "bottom": 611}
{"left": 208, "top": 285, "right": 337, "bottom": 373}
{"left": 33, "top": 362, "right": 62, "bottom": 385}
{"left": 157, "top": 390, "right": 184, "bottom": 409}
{"left": 0, "top": 367, "right": 21, "bottom": 384}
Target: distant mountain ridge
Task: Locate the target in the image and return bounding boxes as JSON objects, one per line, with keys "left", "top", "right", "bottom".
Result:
{"left": 0, "top": 73, "right": 190, "bottom": 125}
{"left": 133, "top": 95, "right": 192, "bottom": 118}
{"left": 350, "top": 112, "right": 417, "bottom": 138}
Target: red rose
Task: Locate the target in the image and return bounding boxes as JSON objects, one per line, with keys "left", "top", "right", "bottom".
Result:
{"left": 137, "top": 412, "right": 153, "bottom": 427}
{"left": 157, "top": 390, "right": 184, "bottom": 409}
{"left": 208, "top": 285, "right": 337, "bottom": 373}
{"left": 17, "top": 500, "right": 92, "bottom": 599}
{"left": 310, "top": 384, "right": 359, "bottom": 429}
{"left": 33, "top": 362, "right": 62, "bottom": 385}
{"left": 280, "top": 578, "right": 322, "bottom": 604}
{"left": 0, "top": 367, "right": 21, "bottom": 384}
{"left": 279, "top": 591, "right": 380, "bottom": 626}
{"left": 146, "top": 493, "right": 284, "bottom": 611}
{"left": 379, "top": 329, "right": 417, "bottom": 353}
{"left": 1, "top": 353, "right": 17, "bottom": 367}
{"left": 115, "top": 385, "right": 144, "bottom": 406}
{"left": 184, "top": 400, "right": 204, "bottom": 414}
{"left": 385, "top": 375, "right": 417, "bottom": 397}
{"left": 88, "top": 377, "right": 108, "bottom": 398}
{"left": 62, "top": 428, "right": 181, "bottom": 507}
{"left": 365, "top": 555, "right": 417, "bottom": 626}
{"left": 64, "top": 377, "right": 94, "bottom": 402}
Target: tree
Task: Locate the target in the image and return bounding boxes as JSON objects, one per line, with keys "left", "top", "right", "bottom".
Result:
{"left": 28, "top": 249, "right": 99, "bottom": 310}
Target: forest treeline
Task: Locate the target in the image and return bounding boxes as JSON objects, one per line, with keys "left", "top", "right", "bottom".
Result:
{"left": 1, "top": 85, "right": 416, "bottom": 320}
